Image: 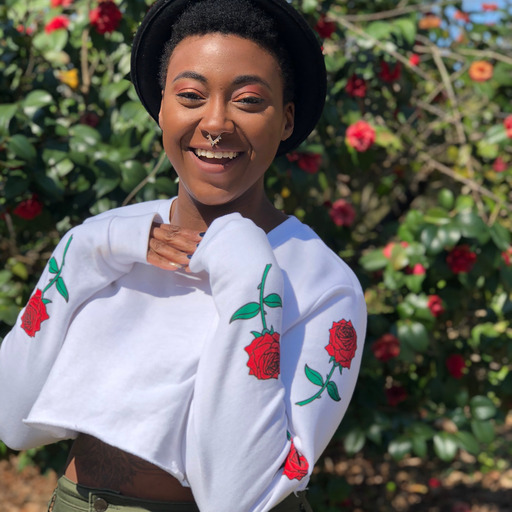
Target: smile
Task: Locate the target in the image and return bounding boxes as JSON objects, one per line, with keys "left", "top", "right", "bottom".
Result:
{"left": 194, "top": 148, "right": 239, "bottom": 159}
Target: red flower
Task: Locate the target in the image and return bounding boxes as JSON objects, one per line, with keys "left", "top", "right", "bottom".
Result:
{"left": 468, "top": 61, "right": 493, "bottom": 82}
{"left": 427, "top": 295, "right": 445, "bottom": 317}
{"left": 89, "top": 0, "right": 122, "bottom": 34}
{"left": 80, "top": 112, "right": 100, "bottom": 128}
{"left": 345, "top": 74, "right": 367, "bottom": 98}
{"left": 283, "top": 441, "right": 309, "bottom": 480}
{"left": 20, "top": 289, "right": 49, "bottom": 337}
{"left": 45, "top": 15, "right": 69, "bottom": 33}
{"left": 379, "top": 61, "right": 402, "bottom": 83}
{"left": 372, "top": 334, "right": 400, "bottom": 362}
{"left": 428, "top": 477, "right": 442, "bottom": 489}
{"left": 446, "top": 354, "right": 466, "bottom": 379}
{"left": 383, "top": 241, "right": 408, "bottom": 259}
{"left": 13, "top": 196, "right": 43, "bottom": 220}
{"left": 454, "top": 10, "right": 470, "bottom": 22}
{"left": 385, "top": 384, "right": 407, "bottom": 406}
{"left": 245, "top": 331, "right": 280, "bottom": 379}
{"left": 314, "top": 14, "right": 336, "bottom": 39}
{"left": 492, "top": 156, "right": 507, "bottom": 172}
{"left": 409, "top": 54, "right": 421, "bottom": 66}
{"left": 418, "top": 15, "right": 442, "bottom": 30}
{"left": 501, "top": 247, "right": 512, "bottom": 266}
{"left": 286, "top": 152, "right": 322, "bottom": 174}
{"left": 51, "top": 0, "right": 73, "bottom": 6}
{"left": 407, "top": 263, "right": 426, "bottom": 275}
{"left": 325, "top": 319, "right": 357, "bottom": 369}
{"left": 446, "top": 245, "right": 477, "bottom": 274}
{"left": 482, "top": 3, "right": 498, "bottom": 11}
{"left": 504, "top": 115, "right": 512, "bottom": 138}
{"left": 346, "top": 120, "right": 376, "bottom": 152}
{"left": 329, "top": 199, "right": 356, "bottom": 227}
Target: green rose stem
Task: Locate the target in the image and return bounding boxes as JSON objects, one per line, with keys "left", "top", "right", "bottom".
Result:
{"left": 259, "top": 264, "right": 271, "bottom": 332}
{"left": 296, "top": 362, "right": 338, "bottom": 406}
{"left": 42, "top": 235, "right": 73, "bottom": 296}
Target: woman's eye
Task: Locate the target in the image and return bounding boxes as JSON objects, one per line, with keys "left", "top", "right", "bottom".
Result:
{"left": 177, "top": 92, "right": 203, "bottom": 101}
{"left": 237, "top": 96, "right": 264, "bottom": 105}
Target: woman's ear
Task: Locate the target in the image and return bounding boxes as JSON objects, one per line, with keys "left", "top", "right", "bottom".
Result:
{"left": 281, "top": 102, "right": 295, "bottom": 141}
{"left": 158, "top": 90, "right": 164, "bottom": 128}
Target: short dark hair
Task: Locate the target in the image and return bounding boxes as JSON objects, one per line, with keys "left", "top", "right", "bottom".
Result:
{"left": 157, "top": 0, "right": 295, "bottom": 104}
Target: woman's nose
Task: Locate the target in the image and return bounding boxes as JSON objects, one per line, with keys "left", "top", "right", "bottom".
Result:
{"left": 200, "top": 98, "right": 235, "bottom": 136}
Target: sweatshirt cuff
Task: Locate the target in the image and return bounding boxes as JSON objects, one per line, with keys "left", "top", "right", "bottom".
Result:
{"left": 108, "top": 213, "right": 157, "bottom": 266}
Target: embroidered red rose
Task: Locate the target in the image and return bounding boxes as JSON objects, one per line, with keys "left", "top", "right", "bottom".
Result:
{"left": 427, "top": 295, "right": 445, "bottom": 317}
{"left": 13, "top": 195, "right": 43, "bottom": 220}
{"left": 446, "top": 354, "right": 466, "bottom": 379}
{"left": 386, "top": 384, "right": 407, "bottom": 406}
{"left": 45, "top": 15, "right": 69, "bottom": 33}
{"left": 446, "top": 245, "right": 477, "bottom": 274}
{"left": 345, "top": 74, "right": 367, "bottom": 98}
{"left": 283, "top": 441, "right": 309, "bottom": 480}
{"left": 329, "top": 199, "right": 356, "bottom": 227}
{"left": 245, "top": 331, "right": 280, "bottom": 379}
{"left": 325, "top": 319, "right": 357, "bottom": 369}
{"left": 504, "top": 115, "right": 512, "bottom": 139}
{"left": 314, "top": 14, "right": 336, "bottom": 39}
{"left": 372, "top": 333, "right": 400, "bottom": 362}
{"left": 89, "top": 0, "right": 122, "bottom": 34}
{"left": 21, "top": 289, "right": 49, "bottom": 337}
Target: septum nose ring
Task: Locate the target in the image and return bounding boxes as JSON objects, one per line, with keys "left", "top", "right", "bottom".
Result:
{"left": 206, "top": 133, "right": 222, "bottom": 147}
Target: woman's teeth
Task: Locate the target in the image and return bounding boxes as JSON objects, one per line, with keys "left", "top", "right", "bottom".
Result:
{"left": 194, "top": 148, "right": 239, "bottom": 159}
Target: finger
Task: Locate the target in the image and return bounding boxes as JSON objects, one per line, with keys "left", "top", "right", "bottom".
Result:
{"left": 151, "top": 223, "right": 203, "bottom": 254}
{"left": 148, "top": 237, "right": 193, "bottom": 266}
{"left": 147, "top": 248, "right": 187, "bottom": 271}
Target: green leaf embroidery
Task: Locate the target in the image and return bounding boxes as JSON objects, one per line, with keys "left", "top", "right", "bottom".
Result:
{"left": 251, "top": 331, "right": 262, "bottom": 338}
{"left": 264, "top": 293, "right": 282, "bottom": 308}
{"left": 56, "top": 277, "right": 69, "bottom": 302}
{"left": 48, "top": 257, "right": 59, "bottom": 274}
{"left": 327, "top": 381, "right": 341, "bottom": 401}
{"left": 42, "top": 298, "right": 52, "bottom": 304}
{"left": 230, "top": 302, "right": 260, "bottom": 322}
{"left": 305, "top": 365, "right": 324, "bottom": 387}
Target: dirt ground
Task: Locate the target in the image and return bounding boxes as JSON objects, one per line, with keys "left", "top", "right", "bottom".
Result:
{"left": 1, "top": 415, "right": 511, "bottom": 512}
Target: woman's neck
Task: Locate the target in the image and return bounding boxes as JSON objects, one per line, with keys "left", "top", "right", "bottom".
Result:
{"left": 170, "top": 189, "right": 287, "bottom": 234}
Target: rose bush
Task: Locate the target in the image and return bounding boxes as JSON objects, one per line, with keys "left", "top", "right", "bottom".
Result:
{"left": 1, "top": 0, "right": 511, "bottom": 508}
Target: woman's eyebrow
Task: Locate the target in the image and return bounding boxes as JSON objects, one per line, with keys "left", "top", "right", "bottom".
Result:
{"left": 172, "top": 71, "right": 207, "bottom": 83}
{"left": 232, "top": 75, "right": 271, "bottom": 90}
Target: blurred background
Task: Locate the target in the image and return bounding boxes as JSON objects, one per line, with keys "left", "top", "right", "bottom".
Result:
{"left": 1, "top": 0, "right": 511, "bottom": 510}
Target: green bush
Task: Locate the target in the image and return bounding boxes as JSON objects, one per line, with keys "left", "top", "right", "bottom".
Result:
{"left": 1, "top": 0, "right": 511, "bottom": 506}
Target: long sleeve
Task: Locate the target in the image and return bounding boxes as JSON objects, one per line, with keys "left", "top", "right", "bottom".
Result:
{"left": 0, "top": 211, "right": 156, "bottom": 450}
{"left": 186, "top": 214, "right": 366, "bottom": 511}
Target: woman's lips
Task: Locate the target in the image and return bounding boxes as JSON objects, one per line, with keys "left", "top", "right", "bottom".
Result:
{"left": 189, "top": 148, "right": 242, "bottom": 170}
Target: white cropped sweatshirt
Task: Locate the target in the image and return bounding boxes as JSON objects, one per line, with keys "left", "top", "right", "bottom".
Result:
{"left": 0, "top": 198, "right": 366, "bottom": 512}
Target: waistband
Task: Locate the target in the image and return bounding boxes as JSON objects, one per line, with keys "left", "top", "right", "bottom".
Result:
{"left": 51, "top": 475, "right": 199, "bottom": 512}
{"left": 50, "top": 475, "right": 312, "bottom": 512}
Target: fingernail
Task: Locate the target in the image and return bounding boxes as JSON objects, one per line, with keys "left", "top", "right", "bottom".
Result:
{"left": 187, "top": 254, "right": 192, "bottom": 259}
{"left": 199, "top": 232, "right": 205, "bottom": 237}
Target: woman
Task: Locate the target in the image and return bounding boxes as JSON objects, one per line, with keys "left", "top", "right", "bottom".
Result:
{"left": 0, "top": 0, "right": 367, "bottom": 511}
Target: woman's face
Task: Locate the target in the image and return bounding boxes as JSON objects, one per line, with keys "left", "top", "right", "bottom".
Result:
{"left": 158, "top": 33, "right": 294, "bottom": 208}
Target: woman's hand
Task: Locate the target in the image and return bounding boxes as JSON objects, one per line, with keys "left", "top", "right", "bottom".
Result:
{"left": 147, "top": 222, "right": 203, "bottom": 271}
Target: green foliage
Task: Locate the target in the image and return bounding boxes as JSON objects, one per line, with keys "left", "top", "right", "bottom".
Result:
{"left": 1, "top": 1, "right": 511, "bottom": 504}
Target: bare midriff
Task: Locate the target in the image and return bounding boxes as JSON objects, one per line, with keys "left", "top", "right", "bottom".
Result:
{"left": 64, "top": 434, "right": 195, "bottom": 502}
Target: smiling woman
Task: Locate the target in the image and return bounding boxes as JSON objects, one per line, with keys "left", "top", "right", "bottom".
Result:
{"left": 0, "top": 1, "right": 367, "bottom": 511}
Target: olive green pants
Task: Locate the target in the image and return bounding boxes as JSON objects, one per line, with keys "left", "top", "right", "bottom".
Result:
{"left": 48, "top": 475, "right": 313, "bottom": 512}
